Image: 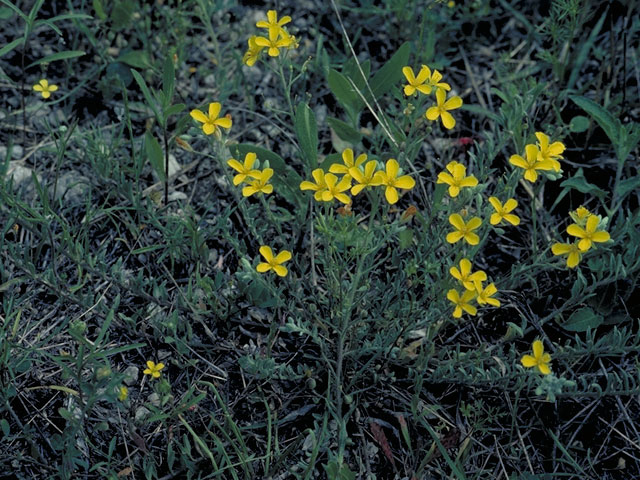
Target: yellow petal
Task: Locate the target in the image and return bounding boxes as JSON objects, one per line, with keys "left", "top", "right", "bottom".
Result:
{"left": 190, "top": 109, "right": 208, "bottom": 123}
{"left": 567, "top": 251, "right": 580, "bottom": 268}
{"left": 208, "top": 102, "right": 221, "bottom": 119}
{"left": 402, "top": 66, "right": 416, "bottom": 83}
{"left": 227, "top": 159, "right": 243, "bottom": 172}
{"left": 521, "top": 355, "right": 537, "bottom": 367}
{"left": 48, "top": 84, "right": 58, "bottom": 92}
{"left": 254, "top": 36, "right": 271, "bottom": 47}
{"left": 446, "top": 231, "right": 464, "bottom": 243}
{"left": 464, "top": 232, "right": 479, "bottom": 245}
{"left": 488, "top": 196, "right": 502, "bottom": 212}
{"left": 202, "top": 123, "right": 215, "bottom": 135}
{"left": 591, "top": 231, "right": 610, "bottom": 243}
{"left": 509, "top": 155, "right": 527, "bottom": 169}
{"left": 443, "top": 95, "right": 462, "bottom": 110}
{"left": 504, "top": 214, "right": 520, "bottom": 225}
{"left": 33, "top": 84, "right": 44, "bottom": 91}
{"left": 535, "top": 132, "right": 549, "bottom": 151}
{"left": 525, "top": 144, "right": 539, "bottom": 163}
{"left": 259, "top": 245, "right": 274, "bottom": 262}
{"left": 395, "top": 175, "right": 415, "bottom": 190}
{"left": 490, "top": 213, "right": 501, "bottom": 225}
{"left": 466, "top": 217, "right": 482, "bottom": 230}
{"left": 538, "top": 363, "right": 551, "bottom": 375}
{"left": 578, "top": 239, "right": 592, "bottom": 251}
{"left": 386, "top": 159, "right": 399, "bottom": 180}
{"left": 523, "top": 169, "right": 538, "bottom": 182}
{"left": 448, "top": 186, "right": 460, "bottom": 197}
{"left": 300, "top": 181, "right": 318, "bottom": 191}
{"left": 41, "top": 91, "right": 51, "bottom": 99}
{"left": 435, "top": 88, "right": 446, "bottom": 106}
{"left": 446, "top": 289, "right": 460, "bottom": 303}
{"left": 425, "top": 107, "right": 440, "bottom": 121}
{"left": 146, "top": 360, "right": 155, "bottom": 369}
{"left": 404, "top": 85, "right": 416, "bottom": 96}
{"left": 274, "top": 250, "right": 292, "bottom": 263}
{"left": 273, "top": 265, "right": 288, "bottom": 277}
{"left": 440, "top": 111, "right": 456, "bottom": 129}
{"left": 532, "top": 340, "right": 544, "bottom": 359}
{"left": 566, "top": 224, "right": 586, "bottom": 238}
{"left": 215, "top": 117, "right": 232, "bottom": 129}
{"left": 552, "top": 243, "right": 571, "bottom": 255}
{"left": 458, "top": 176, "right": 477, "bottom": 187}
{"left": 448, "top": 214, "right": 464, "bottom": 230}
{"left": 385, "top": 186, "right": 399, "bottom": 205}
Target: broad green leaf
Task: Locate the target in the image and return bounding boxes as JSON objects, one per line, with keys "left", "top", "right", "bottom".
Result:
{"left": 328, "top": 68, "right": 361, "bottom": 119}
{"left": 145, "top": 131, "right": 165, "bottom": 181}
{"left": 92, "top": 0, "right": 107, "bottom": 20}
{"left": 294, "top": 102, "right": 318, "bottom": 170}
{"left": 569, "top": 95, "right": 620, "bottom": 149}
{"left": 111, "top": 0, "right": 134, "bottom": 30}
{"left": 569, "top": 115, "right": 589, "bottom": 133}
{"left": 26, "top": 50, "right": 85, "bottom": 69}
{"left": 131, "top": 69, "right": 162, "bottom": 123}
{"left": 559, "top": 307, "right": 603, "bottom": 332}
{"left": 0, "top": 37, "right": 23, "bottom": 58}
{"left": 162, "top": 55, "right": 175, "bottom": 108}
{"left": 116, "top": 50, "right": 151, "bottom": 69}
{"left": 326, "top": 116, "right": 362, "bottom": 144}
{"left": 369, "top": 41, "right": 410, "bottom": 101}
{"left": 343, "top": 57, "right": 370, "bottom": 91}
{"left": 560, "top": 169, "right": 607, "bottom": 201}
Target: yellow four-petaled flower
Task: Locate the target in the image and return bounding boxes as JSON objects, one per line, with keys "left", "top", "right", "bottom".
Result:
{"left": 446, "top": 214, "right": 482, "bottom": 245}
{"left": 190, "top": 102, "right": 232, "bottom": 136}
{"left": 33, "top": 79, "right": 58, "bottom": 99}
{"left": 436, "top": 161, "right": 478, "bottom": 197}
{"left": 143, "top": 360, "right": 165, "bottom": 379}
{"left": 521, "top": 340, "right": 552, "bottom": 375}
{"left": 257, "top": 246, "right": 291, "bottom": 277}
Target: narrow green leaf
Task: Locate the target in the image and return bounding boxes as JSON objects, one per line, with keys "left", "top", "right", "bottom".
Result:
{"left": 164, "top": 103, "right": 185, "bottom": 119}
{"left": 617, "top": 176, "right": 640, "bottom": 200}
{"left": 0, "top": 37, "right": 23, "bottom": 58}
{"left": 131, "top": 69, "right": 162, "bottom": 123}
{"left": 369, "top": 41, "right": 410, "bottom": 100}
{"left": 26, "top": 50, "right": 85, "bottom": 69}
{"left": 559, "top": 307, "right": 603, "bottom": 332}
{"left": 27, "top": 0, "right": 45, "bottom": 22}
{"left": 569, "top": 95, "right": 620, "bottom": 147}
{"left": 145, "top": 131, "right": 165, "bottom": 181}
{"left": 326, "top": 116, "right": 362, "bottom": 144}
{"left": 162, "top": 55, "right": 175, "bottom": 108}
{"left": 294, "top": 102, "right": 318, "bottom": 170}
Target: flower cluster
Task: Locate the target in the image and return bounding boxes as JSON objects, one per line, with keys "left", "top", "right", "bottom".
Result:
{"left": 509, "top": 132, "right": 565, "bottom": 182}
{"left": 299, "top": 148, "right": 415, "bottom": 206}
{"left": 402, "top": 65, "right": 462, "bottom": 129}
{"left": 243, "top": 10, "right": 298, "bottom": 66}
{"left": 227, "top": 152, "right": 274, "bottom": 197}
{"left": 447, "top": 258, "right": 500, "bottom": 318}
{"left": 552, "top": 206, "right": 610, "bottom": 268}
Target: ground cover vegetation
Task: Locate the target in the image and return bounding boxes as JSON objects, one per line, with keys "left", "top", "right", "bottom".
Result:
{"left": 0, "top": 0, "right": 639, "bottom": 478}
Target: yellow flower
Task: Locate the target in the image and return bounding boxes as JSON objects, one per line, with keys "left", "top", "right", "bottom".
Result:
{"left": 446, "top": 214, "right": 482, "bottom": 245}
{"left": 566, "top": 215, "right": 610, "bottom": 251}
{"left": 449, "top": 258, "right": 487, "bottom": 290}
{"left": 256, "top": 10, "right": 291, "bottom": 38}
{"left": 190, "top": 102, "right": 232, "bottom": 135}
{"left": 257, "top": 246, "right": 291, "bottom": 277}
{"left": 521, "top": 340, "right": 552, "bottom": 375}
{"left": 402, "top": 65, "right": 432, "bottom": 96}
{"left": 475, "top": 282, "right": 500, "bottom": 307}
{"left": 535, "top": 132, "right": 565, "bottom": 172}
{"left": 446, "top": 289, "right": 477, "bottom": 318}
{"left": 349, "top": 160, "right": 381, "bottom": 196}
{"left": 402, "top": 66, "right": 450, "bottom": 96}
{"left": 143, "top": 360, "right": 165, "bottom": 379}
{"left": 33, "top": 79, "right": 59, "bottom": 99}
{"left": 436, "top": 161, "right": 478, "bottom": 197}
{"left": 329, "top": 148, "right": 367, "bottom": 175}
{"left": 243, "top": 36, "right": 264, "bottom": 67}
{"left": 254, "top": 28, "right": 293, "bottom": 57}
{"left": 509, "top": 144, "right": 554, "bottom": 183}
{"left": 488, "top": 197, "right": 520, "bottom": 226}
{"left": 300, "top": 168, "right": 328, "bottom": 201}
{"left": 242, "top": 168, "right": 274, "bottom": 197}
{"left": 118, "top": 386, "right": 128, "bottom": 401}
{"left": 321, "top": 173, "right": 351, "bottom": 204}
{"left": 425, "top": 89, "right": 462, "bottom": 129}
{"left": 551, "top": 241, "right": 582, "bottom": 268}
{"left": 227, "top": 152, "right": 261, "bottom": 185}
{"left": 373, "top": 159, "right": 415, "bottom": 205}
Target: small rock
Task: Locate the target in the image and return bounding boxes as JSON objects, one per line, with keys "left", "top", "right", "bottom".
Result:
{"left": 135, "top": 406, "right": 150, "bottom": 422}
{"left": 6, "top": 161, "right": 32, "bottom": 185}
{"left": 168, "top": 191, "right": 187, "bottom": 202}
{"left": 54, "top": 172, "right": 91, "bottom": 204}
{"left": 147, "top": 393, "right": 161, "bottom": 407}
{"left": 122, "top": 366, "right": 139, "bottom": 385}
